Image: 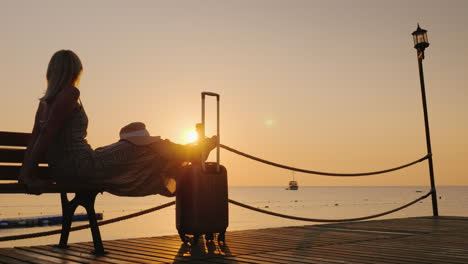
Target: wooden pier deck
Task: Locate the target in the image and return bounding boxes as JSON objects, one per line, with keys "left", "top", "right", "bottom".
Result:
{"left": 1, "top": 216, "right": 467, "bottom": 263}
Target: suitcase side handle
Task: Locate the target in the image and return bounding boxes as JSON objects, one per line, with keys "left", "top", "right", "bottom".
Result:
{"left": 201, "top": 92, "right": 220, "bottom": 172}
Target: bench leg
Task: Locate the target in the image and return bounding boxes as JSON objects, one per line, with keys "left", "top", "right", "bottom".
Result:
{"left": 57, "top": 191, "right": 105, "bottom": 255}
{"left": 82, "top": 192, "right": 105, "bottom": 255}
{"left": 59, "top": 192, "right": 78, "bottom": 249}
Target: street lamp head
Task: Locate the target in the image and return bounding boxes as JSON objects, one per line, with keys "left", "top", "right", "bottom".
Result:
{"left": 412, "top": 24, "right": 429, "bottom": 52}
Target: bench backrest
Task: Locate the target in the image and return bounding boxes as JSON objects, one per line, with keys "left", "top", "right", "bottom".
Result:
{"left": 0, "top": 131, "right": 49, "bottom": 181}
{"left": 0, "top": 132, "right": 104, "bottom": 193}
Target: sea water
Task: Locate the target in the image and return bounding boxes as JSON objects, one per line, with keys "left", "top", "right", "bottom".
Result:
{"left": 0, "top": 186, "right": 467, "bottom": 248}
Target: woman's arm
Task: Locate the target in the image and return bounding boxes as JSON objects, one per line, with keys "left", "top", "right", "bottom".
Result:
{"left": 23, "top": 101, "right": 46, "bottom": 163}
{"left": 20, "top": 87, "right": 80, "bottom": 181}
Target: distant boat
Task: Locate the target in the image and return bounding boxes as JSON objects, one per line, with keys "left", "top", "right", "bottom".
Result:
{"left": 286, "top": 171, "right": 299, "bottom": 190}
{"left": 287, "top": 180, "right": 299, "bottom": 190}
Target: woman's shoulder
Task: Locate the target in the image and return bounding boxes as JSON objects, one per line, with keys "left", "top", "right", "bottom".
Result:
{"left": 41, "top": 86, "right": 81, "bottom": 117}
{"left": 61, "top": 86, "right": 80, "bottom": 99}
{"left": 52, "top": 86, "right": 80, "bottom": 105}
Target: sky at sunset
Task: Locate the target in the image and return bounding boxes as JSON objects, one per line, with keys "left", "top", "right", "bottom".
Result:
{"left": 1, "top": 0, "right": 467, "bottom": 186}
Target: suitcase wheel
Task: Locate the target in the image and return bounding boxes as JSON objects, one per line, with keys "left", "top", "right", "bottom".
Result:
{"left": 192, "top": 234, "right": 200, "bottom": 245}
{"left": 218, "top": 232, "right": 226, "bottom": 243}
{"left": 205, "top": 233, "right": 214, "bottom": 241}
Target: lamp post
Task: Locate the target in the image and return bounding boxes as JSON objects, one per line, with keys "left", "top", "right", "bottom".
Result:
{"left": 412, "top": 24, "right": 438, "bottom": 216}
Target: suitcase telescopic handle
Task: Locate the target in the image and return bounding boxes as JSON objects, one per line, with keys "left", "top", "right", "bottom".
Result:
{"left": 201, "top": 92, "right": 220, "bottom": 173}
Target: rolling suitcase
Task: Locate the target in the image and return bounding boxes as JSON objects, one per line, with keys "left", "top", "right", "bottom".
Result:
{"left": 176, "top": 92, "right": 228, "bottom": 244}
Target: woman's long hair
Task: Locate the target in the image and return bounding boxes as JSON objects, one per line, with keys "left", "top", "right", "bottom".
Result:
{"left": 41, "top": 50, "right": 82, "bottom": 103}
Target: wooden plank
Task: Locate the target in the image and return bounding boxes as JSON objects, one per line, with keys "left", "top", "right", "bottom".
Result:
{"left": 124, "top": 237, "right": 185, "bottom": 252}
{"left": 0, "top": 183, "right": 104, "bottom": 193}
{"left": 299, "top": 241, "right": 467, "bottom": 264}
{"left": 204, "top": 258, "right": 256, "bottom": 264}
{"left": 223, "top": 256, "right": 284, "bottom": 264}
{"left": 0, "top": 132, "right": 30, "bottom": 147}
{"left": 436, "top": 216, "right": 468, "bottom": 221}
{"left": 110, "top": 238, "right": 182, "bottom": 253}
{"left": 328, "top": 243, "right": 468, "bottom": 264}
{"left": 355, "top": 237, "right": 468, "bottom": 256}
{"left": 10, "top": 248, "right": 84, "bottom": 264}
{"left": 109, "top": 239, "right": 205, "bottom": 260}
{"left": 67, "top": 244, "right": 158, "bottom": 264}
{"left": 197, "top": 260, "right": 240, "bottom": 264}
{"left": 226, "top": 254, "right": 299, "bottom": 264}
{"left": 342, "top": 235, "right": 468, "bottom": 262}
{"left": 17, "top": 247, "right": 111, "bottom": 264}
{"left": 0, "top": 148, "right": 27, "bottom": 163}
{"left": 268, "top": 250, "right": 350, "bottom": 264}
{"left": 108, "top": 239, "right": 213, "bottom": 262}
{"left": 0, "top": 248, "right": 61, "bottom": 264}
{"left": 0, "top": 166, "right": 49, "bottom": 181}
{"left": 0, "top": 149, "right": 48, "bottom": 163}
{"left": 100, "top": 240, "right": 187, "bottom": 261}
{"left": 243, "top": 252, "right": 336, "bottom": 264}
{"left": 0, "top": 254, "right": 30, "bottom": 264}
{"left": 289, "top": 247, "right": 394, "bottom": 264}
{"left": 74, "top": 243, "right": 168, "bottom": 263}
{"left": 38, "top": 245, "right": 128, "bottom": 264}
{"left": 300, "top": 246, "right": 418, "bottom": 264}
{"left": 0, "top": 183, "right": 28, "bottom": 193}
{"left": 252, "top": 249, "right": 361, "bottom": 264}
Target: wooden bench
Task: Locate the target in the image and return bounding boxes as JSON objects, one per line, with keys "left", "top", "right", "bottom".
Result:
{"left": 0, "top": 131, "right": 105, "bottom": 254}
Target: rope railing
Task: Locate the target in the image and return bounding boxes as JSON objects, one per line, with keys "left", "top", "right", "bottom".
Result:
{"left": 0, "top": 191, "right": 433, "bottom": 241}
{"left": 0, "top": 201, "right": 175, "bottom": 242}
{"left": 221, "top": 144, "right": 430, "bottom": 177}
{"left": 0, "top": 145, "right": 434, "bottom": 241}
{"left": 229, "top": 190, "right": 432, "bottom": 223}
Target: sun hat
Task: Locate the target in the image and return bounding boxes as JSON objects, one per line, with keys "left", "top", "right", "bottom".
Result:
{"left": 119, "top": 122, "right": 161, "bottom": 146}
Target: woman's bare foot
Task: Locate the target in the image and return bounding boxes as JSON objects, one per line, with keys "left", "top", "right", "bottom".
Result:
{"left": 200, "top": 136, "right": 218, "bottom": 161}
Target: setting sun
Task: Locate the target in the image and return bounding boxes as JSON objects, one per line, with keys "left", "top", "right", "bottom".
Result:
{"left": 184, "top": 129, "right": 199, "bottom": 144}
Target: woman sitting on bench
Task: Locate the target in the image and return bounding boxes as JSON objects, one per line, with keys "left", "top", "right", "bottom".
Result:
{"left": 19, "top": 50, "right": 217, "bottom": 195}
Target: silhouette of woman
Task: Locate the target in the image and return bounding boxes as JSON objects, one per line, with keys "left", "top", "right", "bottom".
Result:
{"left": 19, "top": 50, "right": 217, "bottom": 195}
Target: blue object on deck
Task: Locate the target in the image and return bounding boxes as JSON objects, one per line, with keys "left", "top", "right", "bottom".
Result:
{"left": 0, "top": 213, "right": 103, "bottom": 229}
